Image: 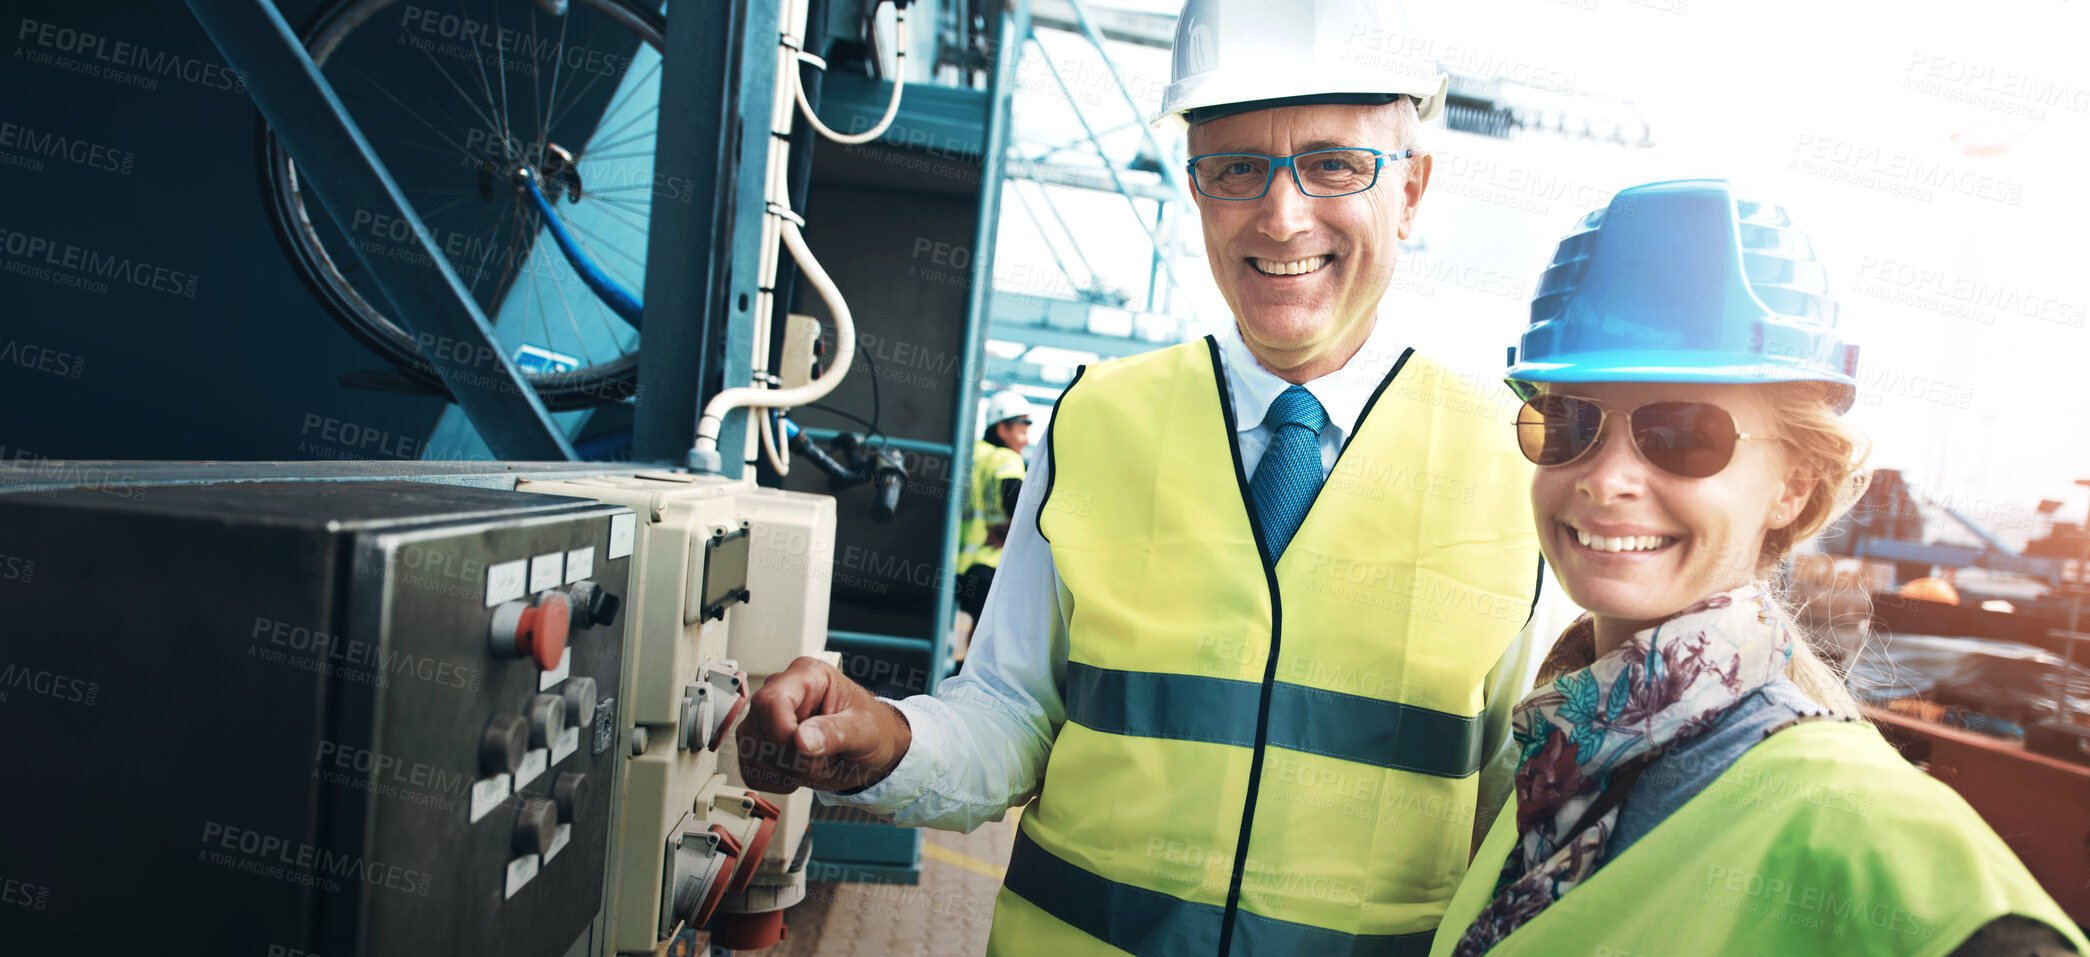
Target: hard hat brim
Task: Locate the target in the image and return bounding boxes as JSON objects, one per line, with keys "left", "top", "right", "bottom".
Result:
{"left": 1506, "top": 351, "right": 1858, "bottom": 413}
{"left": 1153, "top": 70, "right": 1447, "bottom": 128}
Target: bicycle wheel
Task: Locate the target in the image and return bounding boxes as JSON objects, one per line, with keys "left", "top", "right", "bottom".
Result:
{"left": 263, "top": 0, "right": 670, "bottom": 410}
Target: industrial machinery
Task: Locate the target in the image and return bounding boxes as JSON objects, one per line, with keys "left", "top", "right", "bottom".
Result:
{"left": 516, "top": 471, "right": 838, "bottom": 952}
{"left": 0, "top": 480, "right": 636, "bottom": 955}
{"left": 0, "top": 463, "right": 841, "bottom": 955}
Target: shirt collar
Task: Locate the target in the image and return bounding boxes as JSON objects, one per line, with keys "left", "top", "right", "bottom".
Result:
{"left": 1220, "top": 314, "right": 1407, "bottom": 441}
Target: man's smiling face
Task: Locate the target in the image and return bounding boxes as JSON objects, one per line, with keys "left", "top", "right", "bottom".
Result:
{"left": 1186, "top": 101, "right": 1430, "bottom": 380}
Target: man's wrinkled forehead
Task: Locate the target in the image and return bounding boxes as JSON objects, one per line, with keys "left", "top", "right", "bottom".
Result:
{"left": 1187, "top": 103, "right": 1392, "bottom": 154}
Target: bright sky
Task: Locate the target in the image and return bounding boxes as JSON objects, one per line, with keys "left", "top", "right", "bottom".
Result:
{"left": 983, "top": 0, "right": 2090, "bottom": 541}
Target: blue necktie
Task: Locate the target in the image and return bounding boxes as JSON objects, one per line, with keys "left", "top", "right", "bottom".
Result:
{"left": 1248, "top": 386, "right": 1329, "bottom": 562}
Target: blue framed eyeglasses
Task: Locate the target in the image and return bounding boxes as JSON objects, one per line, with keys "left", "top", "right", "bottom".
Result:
{"left": 1186, "top": 148, "right": 1411, "bottom": 201}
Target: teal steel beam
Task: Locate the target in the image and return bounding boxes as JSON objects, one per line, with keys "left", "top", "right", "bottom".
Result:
{"left": 691, "top": 0, "right": 782, "bottom": 477}
{"left": 991, "top": 321, "right": 1166, "bottom": 358}
{"left": 1028, "top": 0, "right": 1176, "bottom": 48}
{"left": 636, "top": 0, "right": 742, "bottom": 466}
{"left": 1006, "top": 158, "right": 1180, "bottom": 204}
{"left": 1006, "top": 184, "right": 1093, "bottom": 301}
{"left": 829, "top": 630, "right": 936, "bottom": 652}
{"left": 1007, "top": 180, "right": 1102, "bottom": 299}
{"left": 1060, "top": 0, "right": 1196, "bottom": 208}
{"left": 939, "top": 0, "right": 1030, "bottom": 691}
{"left": 984, "top": 355, "right": 1077, "bottom": 393}
{"left": 1029, "top": 35, "right": 1198, "bottom": 312}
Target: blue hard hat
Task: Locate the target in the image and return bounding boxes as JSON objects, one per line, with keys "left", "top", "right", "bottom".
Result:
{"left": 1506, "top": 179, "right": 1860, "bottom": 413}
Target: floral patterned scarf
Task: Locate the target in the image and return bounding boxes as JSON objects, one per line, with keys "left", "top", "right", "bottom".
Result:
{"left": 1452, "top": 585, "right": 1796, "bottom": 955}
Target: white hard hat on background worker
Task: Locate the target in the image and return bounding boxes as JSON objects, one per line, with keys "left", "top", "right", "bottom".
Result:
{"left": 980, "top": 390, "right": 1034, "bottom": 429}
{"left": 1153, "top": 0, "right": 1448, "bottom": 128}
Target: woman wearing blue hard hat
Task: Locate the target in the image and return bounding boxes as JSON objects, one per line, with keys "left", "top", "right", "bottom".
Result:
{"left": 1430, "top": 180, "right": 2086, "bottom": 957}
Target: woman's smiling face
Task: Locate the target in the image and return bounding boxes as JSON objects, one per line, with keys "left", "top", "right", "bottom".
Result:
{"left": 1530, "top": 381, "right": 1813, "bottom": 630}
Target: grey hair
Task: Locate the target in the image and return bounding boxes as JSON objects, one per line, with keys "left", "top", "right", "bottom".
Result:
{"left": 1389, "top": 95, "right": 1424, "bottom": 154}
{"left": 1183, "top": 95, "right": 1427, "bottom": 156}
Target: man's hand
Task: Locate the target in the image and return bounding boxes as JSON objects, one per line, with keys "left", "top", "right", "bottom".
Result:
{"left": 737, "top": 656, "right": 913, "bottom": 794}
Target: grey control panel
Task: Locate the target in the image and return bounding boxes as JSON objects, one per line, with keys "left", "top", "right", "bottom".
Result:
{"left": 0, "top": 481, "right": 633, "bottom": 956}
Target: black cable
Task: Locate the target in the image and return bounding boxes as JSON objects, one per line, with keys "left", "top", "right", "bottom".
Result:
{"left": 803, "top": 402, "right": 882, "bottom": 444}
{"left": 855, "top": 330, "right": 885, "bottom": 443}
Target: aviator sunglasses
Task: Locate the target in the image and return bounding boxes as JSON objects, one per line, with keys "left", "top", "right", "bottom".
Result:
{"left": 1514, "top": 394, "right": 1770, "bottom": 479}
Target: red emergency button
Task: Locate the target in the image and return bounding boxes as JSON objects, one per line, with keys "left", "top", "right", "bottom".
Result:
{"left": 490, "top": 593, "right": 571, "bottom": 670}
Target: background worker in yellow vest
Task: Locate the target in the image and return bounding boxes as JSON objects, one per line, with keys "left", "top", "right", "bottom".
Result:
{"left": 739, "top": 1, "right": 1584, "bottom": 953}
{"left": 1432, "top": 180, "right": 2087, "bottom": 957}
{"left": 956, "top": 391, "right": 1035, "bottom": 625}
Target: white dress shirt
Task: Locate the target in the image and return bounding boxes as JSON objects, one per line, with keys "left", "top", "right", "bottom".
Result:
{"left": 821, "top": 315, "right": 1582, "bottom": 838}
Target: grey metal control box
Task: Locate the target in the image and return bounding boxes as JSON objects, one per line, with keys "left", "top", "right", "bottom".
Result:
{"left": 0, "top": 481, "right": 634, "bottom": 957}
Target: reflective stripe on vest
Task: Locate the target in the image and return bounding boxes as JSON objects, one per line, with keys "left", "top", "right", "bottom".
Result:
{"left": 1066, "top": 662, "right": 1488, "bottom": 778}
{"left": 991, "top": 338, "right": 1542, "bottom": 957}
{"left": 1428, "top": 720, "right": 2090, "bottom": 957}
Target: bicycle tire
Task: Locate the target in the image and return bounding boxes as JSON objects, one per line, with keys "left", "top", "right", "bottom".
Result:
{"left": 260, "top": 0, "right": 664, "bottom": 411}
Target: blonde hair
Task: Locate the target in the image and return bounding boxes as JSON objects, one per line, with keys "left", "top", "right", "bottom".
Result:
{"left": 1533, "top": 380, "right": 1872, "bottom": 716}
{"left": 1760, "top": 381, "right": 1871, "bottom": 716}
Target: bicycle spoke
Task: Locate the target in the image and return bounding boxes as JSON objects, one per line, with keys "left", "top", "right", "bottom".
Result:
{"left": 577, "top": 199, "right": 650, "bottom": 238}
{"left": 573, "top": 149, "right": 655, "bottom": 163}
{"left": 593, "top": 283, "right": 630, "bottom": 357}
{"left": 580, "top": 127, "right": 656, "bottom": 157}
{"left": 584, "top": 196, "right": 652, "bottom": 217}
{"left": 344, "top": 68, "right": 488, "bottom": 165}
{"left": 583, "top": 102, "right": 659, "bottom": 158}
{"left": 579, "top": 181, "right": 664, "bottom": 194}
{"left": 581, "top": 55, "right": 663, "bottom": 149}
{"left": 414, "top": 192, "right": 483, "bottom": 221}
{"left": 544, "top": 13, "right": 608, "bottom": 138}
{"left": 457, "top": 0, "right": 513, "bottom": 157}
{"left": 560, "top": 216, "right": 646, "bottom": 284}
{"left": 466, "top": 205, "right": 513, "bottom": 296}
{"left": 534, "top": 5, "right": 572, "bottom": 162}
{"left": 539, "top": 240, "right": 595, "bottom": 367}
{"left": 400, "top": 27, "right": 511, "bottom": 156}
{"left": 491, "top": 1, "right": 515, "bottom": 161}
{"left": 371, "top": 134, "right": 475, "bottom": 163}
{"left": 526, "top": 8, "right": 544, "bottom": 165}
{"left": 526, "top": 239, "right": 553, "bottom": 365}
{"left": 488, "top": 205, "right": 532, "bottom": 312}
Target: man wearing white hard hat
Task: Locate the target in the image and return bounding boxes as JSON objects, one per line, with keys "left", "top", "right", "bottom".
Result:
{"left": 740, "top": 1, "right": 1578, "bottom": 953}
{"left": 955, "top": 391, "right": 1036, "bottom": 623}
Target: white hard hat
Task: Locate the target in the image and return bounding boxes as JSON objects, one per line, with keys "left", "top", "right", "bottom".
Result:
{"left": 981, "top": 391, "right": 1035, "bottom": 428}
{"left": 1154, "top": 0, "right": 1448, "bottom": 129}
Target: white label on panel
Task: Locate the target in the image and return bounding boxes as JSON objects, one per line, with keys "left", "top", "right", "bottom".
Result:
{"left": 516, "top": 748, "right": 548, "bottom": 789}
{"left": 608, "top": 513, "right": 635, "bottom": 560}
{"left": 486, "top": 560, "right": 526, "bottom": 607}
{"left": 470, "top": 774, "right": 511, "bottom": 823}
{"left": 565, "top": 547, "right": 593, "bottom": 583}
{"left": 537, "top": 647, "right": 570, "bottom": 690}
{"left": 545, "top": 824, "right": 572, "bottom": 863}
{"left": 552, "top": 725, "right": 579, "bottom": 765}
{"left": 503, "top": 854, "right": 539, "bottom": 899}
{"left": 529, "top": 553, "right": 563, "bottom": 593}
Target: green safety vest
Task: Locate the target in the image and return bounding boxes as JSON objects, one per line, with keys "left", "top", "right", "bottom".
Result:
{"left": 961, "top": 439, "right": 1028, "bottom": 573}
{"left": 1429, "top": 719, "right": 2090, "bottom": 957}
{"left": 987, "top": 338, "right": 1543, "bottom": 956}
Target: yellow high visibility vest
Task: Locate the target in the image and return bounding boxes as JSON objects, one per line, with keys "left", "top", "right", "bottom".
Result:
{"left": 961, "top": 439, "right": 1027, "bottom": 573}
{"left": 988, "top": 338, "right": 1543, "bottom": 956}
{"left": 1429, "top": 720, "right": 2089, "bottom": 957}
